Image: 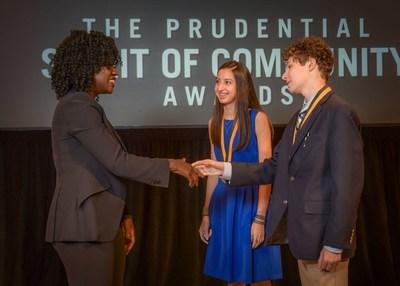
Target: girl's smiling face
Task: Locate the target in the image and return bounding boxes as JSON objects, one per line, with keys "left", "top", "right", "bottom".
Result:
{"left": 215, "top": 68, "right": 237, "bottom": 107}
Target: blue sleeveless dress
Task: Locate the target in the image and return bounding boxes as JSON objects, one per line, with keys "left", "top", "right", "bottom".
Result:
{"left": 204, "top": 109, "right": 282, "bottom": 283}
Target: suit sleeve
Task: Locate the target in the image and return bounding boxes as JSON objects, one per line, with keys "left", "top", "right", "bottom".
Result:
{"left": 65, "top": 97, "right": 170, "bottom": 188}
{"left": 324, "top": 106, "right": 364, "bottom": 249}
{"left": 230, "top": 140, "right": 280, "bottom": 186}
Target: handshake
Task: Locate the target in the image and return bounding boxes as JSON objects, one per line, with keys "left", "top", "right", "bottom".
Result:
{"left": 169, "top": 158, "right": 225, "bottom": 188}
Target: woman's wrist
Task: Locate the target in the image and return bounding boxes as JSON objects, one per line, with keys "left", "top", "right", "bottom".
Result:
{"left": 253, "top": 214, "right": 266, "bottom": 225}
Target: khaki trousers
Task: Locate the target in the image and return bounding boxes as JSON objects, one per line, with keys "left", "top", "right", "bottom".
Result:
{"left": 297, "top": 259, "right": 349, "bottom": 286}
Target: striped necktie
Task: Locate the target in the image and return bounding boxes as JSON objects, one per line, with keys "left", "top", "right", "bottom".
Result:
{"left": 295, "top": 102, "right": 309, "bottom": 130}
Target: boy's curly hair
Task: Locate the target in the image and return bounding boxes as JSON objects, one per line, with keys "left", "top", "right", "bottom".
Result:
{"left": 282, "top": 36, "right": 334, "bottom": 81}
{"left": 50, "top": 30, "right": 122, "bottom": 99}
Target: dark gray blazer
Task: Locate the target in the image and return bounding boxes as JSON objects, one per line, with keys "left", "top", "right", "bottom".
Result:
{"left": 46, "top": 91, "right": 170, "bottom": 243}
{"left": 230, "top": 89, "right": 364, "bottom": 260}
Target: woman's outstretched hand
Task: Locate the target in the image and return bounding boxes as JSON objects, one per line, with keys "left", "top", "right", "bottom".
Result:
{"left": 169, "top": 158, "right": 203, "bottom": 187}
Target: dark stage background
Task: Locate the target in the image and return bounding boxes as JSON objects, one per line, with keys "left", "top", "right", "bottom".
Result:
{"left": 1, "top": 125, "right": 399, "bottom": 286}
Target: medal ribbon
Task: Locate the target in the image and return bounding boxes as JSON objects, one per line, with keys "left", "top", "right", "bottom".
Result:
{"left": 220, "top": 117, "right": 239, "bottom": 162}
{"left": 292, "top": 86, "right": 332, "bottom": 144}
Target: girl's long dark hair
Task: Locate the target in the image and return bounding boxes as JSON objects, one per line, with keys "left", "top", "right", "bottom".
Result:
{"left": 210, "top": 60, "right": 270, "bottom": 150}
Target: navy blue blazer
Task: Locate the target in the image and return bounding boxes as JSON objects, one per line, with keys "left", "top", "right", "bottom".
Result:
{"left": 230, "top": 89, "right": 364, "bottom": 260}
{"left": 46, "top": 91, "right": 170, "bottom": 243}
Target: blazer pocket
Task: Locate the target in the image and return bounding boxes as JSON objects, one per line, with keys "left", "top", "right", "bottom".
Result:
{"left": 78, "top": 180, "right": 111, "bottom": 206}
{"left": 304, "top": 200, "right": 330, "bottom": 214}
{"left": 301, "top": 132, "right": 325, "bottom": 152}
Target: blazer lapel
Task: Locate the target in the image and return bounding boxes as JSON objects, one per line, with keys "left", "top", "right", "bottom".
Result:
{"left": 103, "top": 115, "right": 128, "bottom": 152}
{"left": 289, "top": 92, "right": 332, "bottom": 159}
{"left": 291, "top": 105, "right": 322, "bottom": 152}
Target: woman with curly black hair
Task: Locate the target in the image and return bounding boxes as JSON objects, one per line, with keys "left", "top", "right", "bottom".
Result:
{"left": 45, "top": 30, "right": 200, "bottom": 286}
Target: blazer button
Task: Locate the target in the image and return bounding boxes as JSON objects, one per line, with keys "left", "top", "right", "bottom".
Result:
{"left": 289, "top": 176, "right": 295, "bottom": 182}
{"left": 283, "top": 200, "right": 288, "bottom": 205}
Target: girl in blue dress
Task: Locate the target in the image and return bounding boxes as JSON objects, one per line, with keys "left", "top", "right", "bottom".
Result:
{"left": 199, "top": 61, "right": 282, "bottom": 285}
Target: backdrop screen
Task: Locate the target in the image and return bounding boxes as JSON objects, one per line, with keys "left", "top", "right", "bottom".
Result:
{"left": 1, "top": 0, "right": 399, "bottom": 127}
